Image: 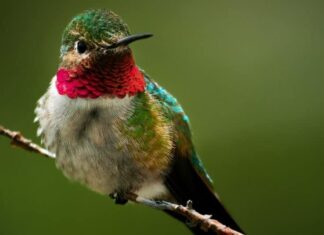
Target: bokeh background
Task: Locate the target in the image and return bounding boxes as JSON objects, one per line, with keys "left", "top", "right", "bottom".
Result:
{"left": 0, "top": 0, "right": 323, "bottom": 234}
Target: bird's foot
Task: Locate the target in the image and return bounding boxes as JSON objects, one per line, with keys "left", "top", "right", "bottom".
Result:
{"left": 109, "top": 192, "right": 128, "bottom": 205}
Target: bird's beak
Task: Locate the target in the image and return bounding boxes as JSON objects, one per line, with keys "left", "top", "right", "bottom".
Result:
{"left": 105, "top": 33, "right": 153, "bottom": 49}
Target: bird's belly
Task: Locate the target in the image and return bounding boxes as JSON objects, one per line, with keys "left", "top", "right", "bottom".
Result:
{"left": 36, "top": 86, "right": 171, "bottom": 198}
{"left": 53, "top": 114, "right": 149, "bottom": 195}
{"left": 55, "top": 141, "right": 128, "bottom": 195}
{"left": 56, "top": 143, "right": 170, "bottom": 198}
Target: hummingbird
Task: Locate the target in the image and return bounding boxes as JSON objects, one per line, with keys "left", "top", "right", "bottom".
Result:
{"left": 35, "top": 9, "right": 243, "bottom": 234}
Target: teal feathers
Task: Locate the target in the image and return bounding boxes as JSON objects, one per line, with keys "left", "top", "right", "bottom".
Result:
{"left": 143, "top": 73, "right": 213, "bottom": 188}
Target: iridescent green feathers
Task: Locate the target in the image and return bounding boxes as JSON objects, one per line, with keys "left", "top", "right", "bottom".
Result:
{"left": 120, "top": 92, "right": 173, "bottom": 172}
{"left": 60, "top": 9, "right": 130, "bottom": 55}
{"left": 143, "top": 75, "right": 214, "bottom": 188}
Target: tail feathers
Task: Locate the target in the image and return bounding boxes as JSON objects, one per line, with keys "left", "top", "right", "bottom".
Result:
{"left": 164, "top": 155, "right": 244, "bottom": 234}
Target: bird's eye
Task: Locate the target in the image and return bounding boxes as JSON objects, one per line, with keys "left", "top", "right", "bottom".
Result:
{"left": 76, "top": 41, "right": 87, "bottom": 54}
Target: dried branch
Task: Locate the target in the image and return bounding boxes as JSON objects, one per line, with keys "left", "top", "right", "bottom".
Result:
{"left": 0, "top": 125, "right": 243, "bottom": 235}
{"left": 0, "top": 125, "right": 55, "bottom": 158}
{"left": 127, "top": 193, "right": 242, "bottom": 235}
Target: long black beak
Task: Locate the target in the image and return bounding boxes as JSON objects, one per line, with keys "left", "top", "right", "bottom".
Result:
{"left": 105, "top": 33, "right": 153, "bottom": 49}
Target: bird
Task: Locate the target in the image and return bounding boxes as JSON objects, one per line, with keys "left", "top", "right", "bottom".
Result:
{"left": 35, "top": 9, "right": 243, "bottom": 234}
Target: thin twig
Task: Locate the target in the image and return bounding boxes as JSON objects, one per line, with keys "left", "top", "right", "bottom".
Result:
{"left": 126, "top": 193, "right": 243, "bottom": 235}
{"left": 0, "top": 125, "right": 243, "bottom": 235}
{"left": 0, "top": 125, "right": 55, "bottom": 158}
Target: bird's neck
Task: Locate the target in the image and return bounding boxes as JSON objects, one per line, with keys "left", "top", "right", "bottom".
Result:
{"left": 56, "top": 52, "right": 145, "bottom": 99}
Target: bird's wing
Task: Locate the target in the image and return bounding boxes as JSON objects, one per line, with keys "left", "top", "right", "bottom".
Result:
{"left": 143, "top": 73, "right": 213, "bottom": 189}
{"left": 143, "top": 73, "right": 244, "bottom": 233}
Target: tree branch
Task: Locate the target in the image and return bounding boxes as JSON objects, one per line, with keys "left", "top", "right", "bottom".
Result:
{"left": 0, "top": 125, "right": 55, "bottom": 159}
{"left": 0, "top": 125, "right": 243, "bottom": 235}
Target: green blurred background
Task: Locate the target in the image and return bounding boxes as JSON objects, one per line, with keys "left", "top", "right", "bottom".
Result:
{"left": 0, "top": 0, "right": 323, "bottom": 234}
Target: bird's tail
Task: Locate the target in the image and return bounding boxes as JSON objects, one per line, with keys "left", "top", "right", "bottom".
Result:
{"left": 164, "top": 154, "right": 244, "bottom": 234}
{"left": 164, "top": 193, "right": 243, "bottom": 234}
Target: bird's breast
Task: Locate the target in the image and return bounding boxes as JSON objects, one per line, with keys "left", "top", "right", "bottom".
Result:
{"left": 35, "top": 78, "right": 173, "bottom": 197}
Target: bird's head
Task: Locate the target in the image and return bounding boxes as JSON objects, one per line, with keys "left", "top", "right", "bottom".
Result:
{"left": 56, "top": 9, "right": 152, "bottom": 99}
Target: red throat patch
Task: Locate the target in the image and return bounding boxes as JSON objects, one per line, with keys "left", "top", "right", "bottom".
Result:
{"left": 56, "top": 53, "right": 146, "bottom": 99}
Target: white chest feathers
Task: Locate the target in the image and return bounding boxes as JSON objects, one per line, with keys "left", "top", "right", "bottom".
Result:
{"left": 35, "top": 77, "right": 169, "bottom": 198}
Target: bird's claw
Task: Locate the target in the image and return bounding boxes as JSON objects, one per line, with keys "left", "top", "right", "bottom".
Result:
{"left": 109, "top": 192, "right": 128, "bottom": 205}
